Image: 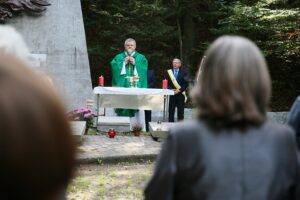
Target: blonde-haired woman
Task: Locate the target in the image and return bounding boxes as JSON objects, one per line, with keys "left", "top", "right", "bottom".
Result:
{"left": 145, "top": 36, "right": 300, "bottom": 200}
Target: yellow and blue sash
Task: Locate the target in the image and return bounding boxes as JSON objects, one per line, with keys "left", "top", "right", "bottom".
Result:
{"left": 167, "top": 69, "right": 187, "bottom": 102}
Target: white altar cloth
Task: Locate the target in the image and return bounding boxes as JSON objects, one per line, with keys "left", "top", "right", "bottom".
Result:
{"left": 93, "top": 87, "right": 174, "bottom": 111}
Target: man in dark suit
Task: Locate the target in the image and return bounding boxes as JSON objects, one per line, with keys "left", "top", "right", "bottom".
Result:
{"left": 145, "top": 68, "right": 156, "bottom": 131}
{"left": 165, "top": 58, "right": 189, "bottom": 122}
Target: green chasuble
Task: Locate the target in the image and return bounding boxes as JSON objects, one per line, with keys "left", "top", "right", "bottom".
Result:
{"left": 111, "top": 51, "right": 148, "bottom": 117}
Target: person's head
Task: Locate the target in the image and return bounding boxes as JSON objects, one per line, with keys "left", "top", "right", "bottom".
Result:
{"left": 192, "top": 35, "right": 271, "bottom": 129}
{"left": 172, "top": 58, "right": 181, "bottom": 69}
{"left": 0, "top": 25, "right": 29, "bottom": 61}
{"left": 124, "top": 38, "right": 136, "bottom": 53}
{"left": 0, "top": 55, "right": 76, "bottom": 199}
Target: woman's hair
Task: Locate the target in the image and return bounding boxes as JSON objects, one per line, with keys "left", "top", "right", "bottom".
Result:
{"left": 0, "top": 55, "right": 76, "bottom": 199}
{"left": 192, "top": 36, "right": 271, "bottom": 128}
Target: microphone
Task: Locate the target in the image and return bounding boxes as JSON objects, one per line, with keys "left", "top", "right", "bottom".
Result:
{"left": 127, "top": 49, "right": 133, "bottom": 64}
{"left": 127, "top": 49, "right": 132, "bottom": 57}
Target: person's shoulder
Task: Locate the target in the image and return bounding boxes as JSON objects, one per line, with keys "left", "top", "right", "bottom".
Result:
{"left": 262, "top": 121, "right": 295, "bottom": 139}
{"left": 165, "top": 68, "right": 172, "bottom": 73}
{"left": 292, "top": 96, "right": 300, "bottom": 108}
{"left": 111, "top": 52, "right": 124, "bottom": 61}
{"left": 167, "top": 120, "right": 211, "bottom": 149}
{"left": 179, "top": 68, "right": 188, "bottom": 74}
{"left": 290, "top": 95, "right": 300, "bottom": 106}
{"left": 135, "top": 51, "right": 147, "bottom": 58}
{"left": 164, "top": 70, "right": 169, "bottom": 77}
{"left": 261, "top": 122, "right": 298, "bottom": 156}
{"left": 115, "top": 52, "right": 125, "bottom": 58}
{"left": 169, "top": 120, "right": 205, "bottom": 137}
{"left": 263, "top": 121, "right": 293, "bottom": 131}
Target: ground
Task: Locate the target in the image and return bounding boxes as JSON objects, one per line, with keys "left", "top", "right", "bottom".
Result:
{"left": 67, "top": 162, "right": 153, "bottom": 200}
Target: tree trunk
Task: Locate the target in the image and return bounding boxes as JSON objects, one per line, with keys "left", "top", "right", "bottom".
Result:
{"left": 182, "top": 2, "right": 195, "bottom": 73}
{"left": 173, "top": 0, "right": 183, "bottom": 61}
{"left": 177, "top": 17, "right": 183, "bottom": 62}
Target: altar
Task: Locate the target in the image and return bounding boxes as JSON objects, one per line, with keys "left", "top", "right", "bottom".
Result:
{"left": 93, "top": 87, "right": 174, "bottom": 130}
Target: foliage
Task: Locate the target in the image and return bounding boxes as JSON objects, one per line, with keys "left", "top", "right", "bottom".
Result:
{"left": 214, "top": 0, "right": 300, "bottom": 110}
{"left": 82, "top": 0, "right": 178, "bottom": 85}
{"left": 67, "top": 108, "right": 95, "bottom": 131}
{"left": 81, "top": 0, "right": 300, "bottom": 110}
{"left": 215, "top": 1, "right": 300, "bottom": 60}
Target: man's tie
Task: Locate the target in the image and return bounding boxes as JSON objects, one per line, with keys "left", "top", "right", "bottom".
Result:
{"left": 174, "top": 70, "right": 178, "bottom": 79}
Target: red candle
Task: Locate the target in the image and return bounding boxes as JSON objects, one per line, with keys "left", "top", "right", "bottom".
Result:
{"left": 98, "top": 75, "right": 104, "bottom": 86}
{"left": 162, "top": 79, "right": 168, "bottom": 89}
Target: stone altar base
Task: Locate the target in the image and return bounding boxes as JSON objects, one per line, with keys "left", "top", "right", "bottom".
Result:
{"left": 98, "top": 116, "right": 131, "bottom": 132}
{"left": 149, "top": 122, "right": 175, "bottom": 140}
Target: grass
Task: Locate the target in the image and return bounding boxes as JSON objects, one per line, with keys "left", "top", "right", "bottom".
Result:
{"left": 67, "top": 162, "right": 153, "bottom": 200}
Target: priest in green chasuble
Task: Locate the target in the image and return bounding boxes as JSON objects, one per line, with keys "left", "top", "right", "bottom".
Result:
{"left": 110, "top": 38, "right": 148, "bottom": 129}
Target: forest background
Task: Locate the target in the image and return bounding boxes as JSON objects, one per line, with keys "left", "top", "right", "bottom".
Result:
{"left": 81, "top": 0, "right": 299, "bottom": 110}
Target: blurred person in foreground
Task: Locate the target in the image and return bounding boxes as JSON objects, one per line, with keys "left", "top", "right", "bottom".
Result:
{"left": 287, "top": 95, "right": 300, "bottom": 147}
{"left": 144, "top": 36, "right": 300, "bottom": 200}
{"left": 0, "top": 25, "right": 54, "bottom": 86}
{"left": 0, "top": 25, "right": 29, "bottom": 61}
{"left": 0, "top": 55, "right": 76, "bottom": 200}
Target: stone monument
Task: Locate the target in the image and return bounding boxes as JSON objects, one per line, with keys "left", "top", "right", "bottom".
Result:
{"left": 2, "top": 0, "right": 92, "bottom": 109}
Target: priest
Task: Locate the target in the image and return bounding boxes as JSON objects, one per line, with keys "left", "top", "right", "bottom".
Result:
{"left": 111, "top": 38, "right": 148, "bottom": 129}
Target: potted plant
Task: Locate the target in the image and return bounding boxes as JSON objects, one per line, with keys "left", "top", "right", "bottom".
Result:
{"left": 67, "top": 108, "right": 96, "bottom": 134}
{"left": 132, "top": 123, "right": 143, "bottom": 136}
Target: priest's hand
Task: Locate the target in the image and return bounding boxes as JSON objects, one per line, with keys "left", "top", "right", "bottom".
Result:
{"left": 125, "top": 56, "right": 130, "bottom": 64}
{"left": 129, "top": 57, "right": 135, "bottom": 65}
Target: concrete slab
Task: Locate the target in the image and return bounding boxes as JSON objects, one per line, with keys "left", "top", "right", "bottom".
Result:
{"left": 77, "top": 135, "right": 162, "bottom": 163}
{"left": 98, "top": 116, "right": 130, "bottom": 132}
{"left": 149, "top": 122, "right": 175, "bottom": 140}
{"left": 76, "top": 111, "right": 290, "bottom": 164}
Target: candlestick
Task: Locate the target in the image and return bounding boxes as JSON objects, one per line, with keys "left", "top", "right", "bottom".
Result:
{"left": 162, "top": 79, "right": 168, "bottom": 89}
{"left": 99, "top": 75, "right": 104, "bottom": 86}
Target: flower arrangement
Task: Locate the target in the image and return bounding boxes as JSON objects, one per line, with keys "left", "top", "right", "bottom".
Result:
{"left": 131, "top": 123, "right": 143, "bottom": 136}
{"left": 67, "top": 108, "right": 96, "bottom": 132}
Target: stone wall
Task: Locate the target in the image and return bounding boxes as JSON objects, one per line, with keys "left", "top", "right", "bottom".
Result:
{"left": 150, "top": 109, "right": 289, "bottom": 124}
{"left": 7, "top": 0, "right": 92, "bottom": 109}
{"left": 267, "top": 112, "right": 288, "bottom": 124}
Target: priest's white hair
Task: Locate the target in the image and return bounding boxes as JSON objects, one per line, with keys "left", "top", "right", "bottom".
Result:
{"left": 124, "top": 38, "right": 136, "bottom": 46}
{"left": 0, "top": 25, "right": 29, "bottom": 61}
